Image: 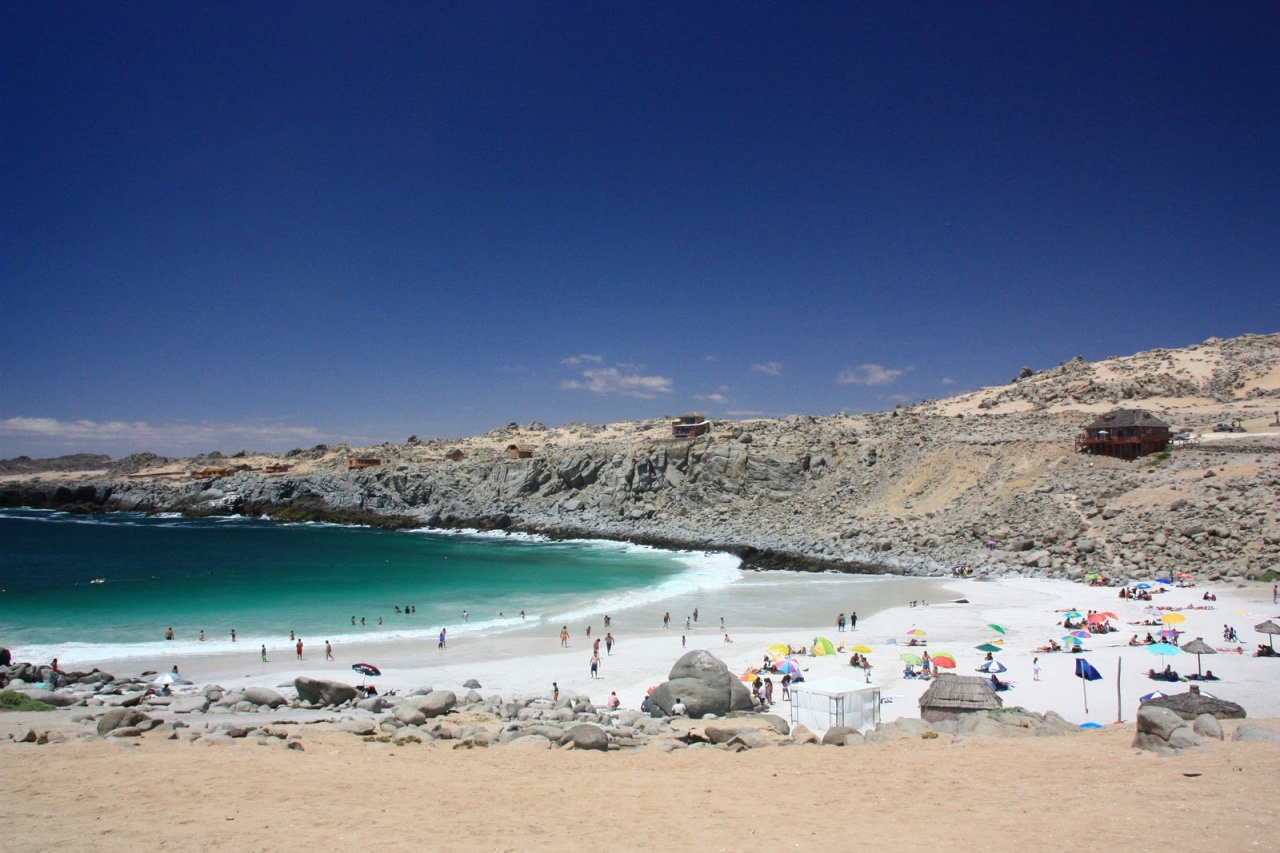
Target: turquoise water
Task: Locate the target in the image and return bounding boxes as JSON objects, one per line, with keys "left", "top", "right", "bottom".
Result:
{"left": 0, "top": 509, "right": 740, "bottom": 665}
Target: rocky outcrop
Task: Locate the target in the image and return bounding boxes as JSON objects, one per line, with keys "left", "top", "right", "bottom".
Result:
{"left": 294, "top": 677, "right": 358, "bottom": 708}
{"left": 647, "top": 651, "right": 755, "bottom": 718}
{"left": 1133, "top": 704, "right": 1204, "bottom": 755}
{"left": 4, "top": 334, "right": 1279, "bottom": 585}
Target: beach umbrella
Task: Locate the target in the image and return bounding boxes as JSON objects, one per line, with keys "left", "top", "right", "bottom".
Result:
{"left": 1132, "top": 583, "right": 1153, "bottom": 590}
{"left": 776, "top": 658, "right": 803, "bottom": 675}
{"left": 987, "top": 623, "right": 1006, "bottom": 634}
{"left": 152, "top": 672, "right": 189, "bottom": 685}
{"left": 1148, "top": 643, "right": 1180, "bottom": 660}
{"left": 1180, "top": 638, "right": 1216, "bottom": 676}
{"left": 906, "top": 629, "right": 926, "bottom": 637}
{"left": 1161, "top": 613, "right": 1186, "bottom": 625}
{"left": 1074, "top": 657, "right": 1103, "bottom": 714}
{"left": 850, "top": 645, "right": 873, "bottom": 654}
{"left": 975, "top": 643, "right": 1003, "bottom": 653}
{"left": 1139, "top": 690, "right": 1168, "bottom": 702}
{"left": 1061, "top": 636, "right": 1083, "bottom": 646}
{"left": 1156, "top": 629, "right": 1179, "bottom": 640}
{"left": 899, "top": 652, "right": 923, "bottom": 666}
{"left": 1086, "top": 613, "right": 1108, "bottom": 624}
{"left": 351, "top": 662, "right": 381, "bottom": 688}
{"left": 812, "top": 637, "right": 836, "bottom": 656}
{"left": 1255, "top": 620, "right": 1280, "bottom": 650}
{"left": 1155, "top": 578, "right": 1172, "bottom": 585}
{"left": 766, "top": 644, "right": 790, "bottom": 659}
{"left": 1176, "top": 572, "right": 1192, "bottom": 579}
{"left": 1064, "top": 610, "right": 1083, "bottom": 619}
{"left": 1143, "top": 606, "right": 1162, "bottom": 618}
{"left": 976, "top": 660, "right": 1007, "bottom": 673}
{"left": 739, "top": 669, "right": 759, "bottom": 683}
{"left": 1069, "top": 630, "right": 1092, "bottom": 639}
{"left": 930, "top": 653, "right": 956, "bottom": 669}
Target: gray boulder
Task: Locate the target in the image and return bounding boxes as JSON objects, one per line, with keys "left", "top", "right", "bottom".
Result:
{"left": 462, "top": 679, "right": 482, "bottom": 689}
{"left": 294, "top": 677, "right": 358, "bottom": 708}
{"left": 17, "top": 688, "right": 81, "bottom": 708}
{"left": 647, "top": 650, "right": 754, "bottom": 718}
{"left": 169, "top": 696, "right": 211, "bottom": 714}
{"left": 243, "top": 687, "right": 287, "bottom": 709}
{"left": 1133, "top": 704, "right": 1202, "bottom": 755}
{"left": 822, "top": 725, "right": 856, "bottom": 746}
{"left": 567, "top": 723, "right": 609, "bottom": 751}
{"left": 1192, "top": 714, "right": 1224, "bottom": 741}
{"left": 393, "top": 704, "right": 427, "bottom": 726}
{"left": 411, "top": 690, "right": 457, "bottom": 718}
{"left": 96, "top": 707, "right": 149, "bottom": 735}
{"left": 1232, "top": 723, "right": 1280, "bottom": 742}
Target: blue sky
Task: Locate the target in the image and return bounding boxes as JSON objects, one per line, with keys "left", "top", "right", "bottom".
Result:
{"left": 3, "top": 3, "right": 1277, "bottom": 458}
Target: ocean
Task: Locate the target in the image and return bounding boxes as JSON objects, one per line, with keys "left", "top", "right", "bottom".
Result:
{"left": 0, "top": 508, "right": 740, "bottom": 666}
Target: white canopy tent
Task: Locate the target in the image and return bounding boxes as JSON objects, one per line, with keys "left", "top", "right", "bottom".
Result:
{"left": 789, "top": 676, "right": 880, "bottom": 734}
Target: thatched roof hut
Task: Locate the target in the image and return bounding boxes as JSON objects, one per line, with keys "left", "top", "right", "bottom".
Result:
{"left": 918, "top": 673, "right": 1003, "bottom": 722}
{"left": 1143, "top": 689, "right": 1245, "bottom": 721}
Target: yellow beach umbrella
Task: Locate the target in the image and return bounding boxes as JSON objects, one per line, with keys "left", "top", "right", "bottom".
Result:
{"left": 850, "top": 645, "right": 873, "bottom": 654}
{"left": 1161, "top": 613, "right": 1186, "bottom": 625}
{"left": 766, "top": 644, "right": 790, "bottom": 659}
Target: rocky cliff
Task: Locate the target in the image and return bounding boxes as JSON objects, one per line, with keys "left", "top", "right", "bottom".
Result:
{"left": 4, "top": 333, "right": 1279, "bottom": 583}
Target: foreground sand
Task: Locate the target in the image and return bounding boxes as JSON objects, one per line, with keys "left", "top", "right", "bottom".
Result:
{"left": 3, "top": 722, "right": 1277, "bottom": 851}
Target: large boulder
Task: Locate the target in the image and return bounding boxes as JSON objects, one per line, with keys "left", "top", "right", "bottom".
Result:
{"left": 410, "top": 690, "right": 457, "bottom": 718}
{"left": 1133, "top": 704, "right": 1203, "bottom": 755}
{"left": 169, "top": 695, "right": 211, "bottom": 714}
{"left": 242, "top": 687, "right": 287, "bottom": 709}
{"left": 1232, "top": 723, "right": 1280, "bottom": 743}
{"left": 567, "top": 723, "right": 609, "bottom": 751}
{"left": 13, "top": 688, "right": 81, "bottom": 708}
{"left": 97, "top": 707, "right": 149, "bottom": 736}
{"left": 647, "top": 651, "right": 754, "bottom": 719}
{"left": 294, "top": 677, "right": 358, "bottom": 708}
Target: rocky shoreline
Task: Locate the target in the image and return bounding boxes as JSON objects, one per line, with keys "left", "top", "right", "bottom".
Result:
{"left": 4, "top": 333, "right": 1279, "bottom": 584}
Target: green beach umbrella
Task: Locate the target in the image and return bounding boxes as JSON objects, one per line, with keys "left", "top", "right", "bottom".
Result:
{"left": 987, "top": 623, "right": 1006, "bottom": 635}
{"left": 975, "top": 643, "right": 1003, "bottom": 653}
{"left": 899, "top": 652, "right": 923, "bottom": 666}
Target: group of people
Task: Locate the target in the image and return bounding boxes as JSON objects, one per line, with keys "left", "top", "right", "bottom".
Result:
{"left": 834, "top": 612, "right": 858, "bottom": 632}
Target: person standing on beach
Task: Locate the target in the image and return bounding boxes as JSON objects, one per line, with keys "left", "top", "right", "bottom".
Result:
{"left": 296, "top": 639, "right": 303, "bottom": 660}
{"left": 605, "top": 632, "right": 614, "bottom": 655}
{"left": 462, "top": 610, "right": 468, "bottom": 623}
{"left": 590, "top": 650, "right": 600, "bottom": 678}
{"left": 231, "top": 628, "right": 236, "bottom": 642}
{"left": 552, "top": 682, "right": 559, "bottom": 702}
{"left": 325, "top": 641, "right": 334, "bottom": 660}
{"left": 438, "top": 629, "right": 447, "bottom": 649}
{"left": 663, "top": 612, "right": 670, "bottom": 629}
{"left": 851, "top": 612, "right": 857, "bottom": 629}
{"left": 682, "top": 634, "right": 686, "bottom": 647}
{"left": 260, "top": 644, "right": 267, "bottom": 662}
{"left": 781, "top": 673, "right": 791, "bottom": 700}
{"left": 693, "top": 608, "right": 698, "bottom": 623}
{"left": 720, "top": 617, "right": 725, "bottom": 630}
{"left": 604, "top": 614, "right": 610, "bottom": 628}
{"left": 593, "top": 638, "right": 601, "bottom": 655}
{"left": 1033, "top": 657, "right": 1041, "bottom": 681}
{"left": 560, "top": 625, "right": 569, "bottom": 647}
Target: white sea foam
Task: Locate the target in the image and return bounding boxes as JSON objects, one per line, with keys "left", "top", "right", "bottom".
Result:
{"left": 546, "top": 549, "right": 743, "bottom": 624}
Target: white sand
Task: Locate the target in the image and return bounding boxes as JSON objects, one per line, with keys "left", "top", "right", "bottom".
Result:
{"left": 77, "top": 571, "right": 1280, "bottom": 727}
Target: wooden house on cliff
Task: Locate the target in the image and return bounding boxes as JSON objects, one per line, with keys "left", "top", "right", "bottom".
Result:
{"left": 505, "top": 444, "right": 534, "bottom": 459}
{"left": 1075, "top": 409, "right": 1170, "bottom": 460}
{"left": 672, "top": 413, "right": 710, "bottom": 439}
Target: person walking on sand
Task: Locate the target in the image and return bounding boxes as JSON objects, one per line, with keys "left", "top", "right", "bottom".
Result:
{"left": 605, "top": 632, "right": 615, "bottom": 655}
{"left": 851, "top": 612, "right": 857, "bottom": 629}
{"left": 438, "top": 628, "right": 447, "bottom": 649}
{"left": 560, "top": 625, "right": 569, "bottom": 647}
{"left": 682, "top": 634, "right": 686, "bottom": 647}
{"left": 693, "top": 607, "right": 698, "bottom": 623}
{"left": 1033, "top": 657, "right": 1041, "bottom": 681}
{"left": 593, "top": 638, "right": 601, "bottom": 655}
{"left": 325, "top": 641, "right": 334, "bottom": 660}
{"left": 781, "top": 673, "right": 791, "bottom": 701}
{"left": 663, "top": 612, "right": 670, "bottom": 629}
{"left": 261, "top": 644, "right": 267, "bottom": 662}
{"left": 861, "top": 657, "right": 872, "bottom": 683}
{"left": 552, "top": 682, "right": 559, "bottom": 702}
{"left": 296, "top": 639, "right": 303, "bottom": 660}
{"left": 590, "top": 650, "right": 600, "bottom": 679}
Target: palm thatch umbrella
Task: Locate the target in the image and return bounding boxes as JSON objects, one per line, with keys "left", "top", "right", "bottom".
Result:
{"left": 1179, "top": 637, "right": 1216, "bottom": 676}
{"left": 1256, "top": 620, "right": 1280, "bottom": 651}
{"left": 917, "top": 673, "right": 1002, "bottom": 723}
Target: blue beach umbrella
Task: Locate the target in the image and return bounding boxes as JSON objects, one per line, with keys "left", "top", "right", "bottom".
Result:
{"left": 1139, "top": 690, "right": 1168, "bottom": 702}
{"left": 1132, "top": 583, "right": 1153, "bottom": 590}
{"left": 1155, "top": 578, "right": 1172, "bottom": 585}
{"left": 976, "top": 660, "right": 1007, "bottom": 673}
{"left": 1148, "top": 642, "right": 1180, "bottom": 657}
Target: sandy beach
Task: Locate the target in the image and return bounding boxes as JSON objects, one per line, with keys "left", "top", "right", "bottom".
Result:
{"left": 5, "top": 573, "right": 1280, "bottom": 850}
{"left": 56, "top": 571, "right": 1280, "bottom": 726}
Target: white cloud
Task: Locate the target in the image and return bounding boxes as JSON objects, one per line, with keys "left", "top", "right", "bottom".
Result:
{"left": 560, "top": 367, "right": 673, "bottom": 399}
{"left": 0, "top": 416, "right": 328, "bottom": 452}
{"left": 702, "top": 355, "right": 717, "bottom": 362}
{"left": 837, "top": 363, "right": 913, "bottom": 386}
{"left": 751, "top": 362, "right": 783, "bottom": 376}
{"left": 560, "top": 354, "right": 604, "bottom": 366}
{"left": 940, "top": 377, "right": 956, "bottom": 385}
{"left": 693, "top": 393, "right": 729, "bottom": 405}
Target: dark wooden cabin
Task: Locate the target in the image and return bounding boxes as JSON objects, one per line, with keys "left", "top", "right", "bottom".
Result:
{"left": 672, "top": 413, "right": 710, "bottom": 439}
{"left": 505, "top": 444, "right": 534, "bottom": 459}
{"left": 445, "top": 449, "right": 465, "bottom": 462}
{"left": 1075, "top": 409, "right": 1170, "bottom": 460}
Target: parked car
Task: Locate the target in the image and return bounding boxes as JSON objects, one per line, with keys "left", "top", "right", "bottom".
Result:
{"left": 1211, "top": 422, "right": 1245, "bottom": 433}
